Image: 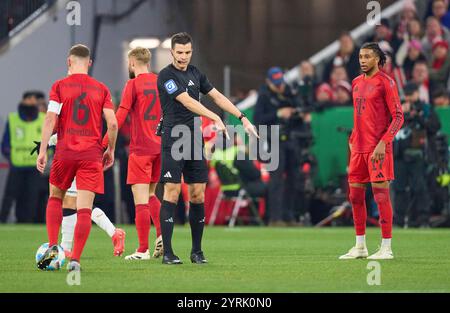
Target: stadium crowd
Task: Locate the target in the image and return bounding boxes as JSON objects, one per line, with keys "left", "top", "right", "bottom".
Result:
{"left": 252, "top": 0, "right": 450, "bottom": 228}
{"left": 1, "top": 0, "right": 449, "bottom": 228}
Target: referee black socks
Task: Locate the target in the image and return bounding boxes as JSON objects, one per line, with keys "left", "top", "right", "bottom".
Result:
{"left": 189, "top": 202, "right": 205, "bottom": 254}
{"left": 160, "top": 200, "right": 177, "bottom": 256}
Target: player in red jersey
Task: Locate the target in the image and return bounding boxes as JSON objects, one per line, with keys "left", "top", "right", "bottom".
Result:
{"left": 102, "top": 47, "right": 163, "bottom": 260}
{"left": 36, "top": 44, "right": 118, "bottom": 271}
{"left": 339, "top": 42, "right": 404, "bottom": 260}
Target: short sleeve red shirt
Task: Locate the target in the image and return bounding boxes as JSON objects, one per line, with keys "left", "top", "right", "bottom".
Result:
{"left": 49, "top": 73, "right": 113, "bottom": 162}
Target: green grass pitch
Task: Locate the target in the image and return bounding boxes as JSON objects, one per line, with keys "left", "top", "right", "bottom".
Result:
{"left": 1, "top": 225, "right": 450, "bottom": 292}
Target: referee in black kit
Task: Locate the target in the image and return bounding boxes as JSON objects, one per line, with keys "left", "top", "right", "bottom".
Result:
{"left": 157, "top": 32, "right": 259, "bottom": 265}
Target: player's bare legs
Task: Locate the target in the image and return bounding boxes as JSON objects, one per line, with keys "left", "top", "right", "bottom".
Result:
{"left": 339, "top": 182, "right": 369, "bottom": 259}
{"left": 188, "top": 183, "right": 208, "bottom": 264}
{"left": 368, "top": 180, "right": 394, "bottom": 259}
{"left": 160, "top": 183, "right": 182, "bottom": 264}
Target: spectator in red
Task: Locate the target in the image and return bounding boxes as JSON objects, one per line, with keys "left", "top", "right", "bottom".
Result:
{"left": 429, "top": 39, "right": 450, "bottom": 87}
{"left": 316, "top": 83, "right": 333, "bottom": 100}
{"left": 421, "top": 16, "right": 450, "bottom": 59}
{"left": 323, "top": 31, "right": 360, "bottom": 81}
{"left": 334, "top": 80, "right": 352, "bottom": 107}
{"left": 329, "top": 65, "right": 349, "bottom": 91}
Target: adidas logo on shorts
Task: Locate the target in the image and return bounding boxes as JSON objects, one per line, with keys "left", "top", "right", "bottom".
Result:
{"left": 188, "top": 80, "right": 195, "bottom": 86}
{"left": 164, "top": 217, "right": 174, "bottom": 223}
{"left": 375, "top": 172, "right": 385, "bottom": 179}
{"left": 164, "top": 172, "right": 172, "bottom": 178}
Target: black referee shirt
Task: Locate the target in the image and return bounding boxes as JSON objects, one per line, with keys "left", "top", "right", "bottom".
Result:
{"left": 157, "top": 64, "right": 214, "bottom": 128}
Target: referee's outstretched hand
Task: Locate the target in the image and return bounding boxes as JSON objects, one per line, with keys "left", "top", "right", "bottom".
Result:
{"left": 241, "top": 118, "right": 259, "bottom": 139}
{"left": 213, "top": 119, "right": 230, "bottom": 140}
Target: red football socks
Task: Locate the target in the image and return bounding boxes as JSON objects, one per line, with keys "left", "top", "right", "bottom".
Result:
{"left": 349, "top": 186, "right": 367, "bottom": 236}
{"left": 46, "top": 197, "right": 63, "bottom": 246}
{"left": 372, "top": 187, "right": 393, "bottom": 239}
{"left": 135, "top": 204, "right": 151, "bottom": 253}
{"left": 71, "top": 208, "right": 92, "bottom": 262}
{"left": 148, "top": 196, "right": 161, "bottom": 237}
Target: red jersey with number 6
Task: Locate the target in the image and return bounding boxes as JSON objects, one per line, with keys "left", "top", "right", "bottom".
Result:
{"left": 350, "top": 71, "right": 404, "bottom": 154}
{"left": 104, "top": 73, "right": 161, "bottom": 155}
{"left": 49, "top": 73, "right": 114, "bottom": 162}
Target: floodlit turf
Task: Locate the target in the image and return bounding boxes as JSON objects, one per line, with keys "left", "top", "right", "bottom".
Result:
{"left": 1, "top": 225, "right": 450, "bottom": 292}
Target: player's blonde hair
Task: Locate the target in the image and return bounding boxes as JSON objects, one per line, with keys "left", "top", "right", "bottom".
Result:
{"left": 69, "top": 44, "right": 90, "bottom": 59}
{"left": 128, "top": 47, "right": 151, "bottom": 65}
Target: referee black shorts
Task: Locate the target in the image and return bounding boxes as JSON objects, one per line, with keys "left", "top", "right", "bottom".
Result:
{"left": 159, "top": 126, "right": 208, "bottom": 184}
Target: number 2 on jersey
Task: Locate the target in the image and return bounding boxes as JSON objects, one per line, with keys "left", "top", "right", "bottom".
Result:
{"left": 143, "top": 89, "right": 157, "bottom": 121}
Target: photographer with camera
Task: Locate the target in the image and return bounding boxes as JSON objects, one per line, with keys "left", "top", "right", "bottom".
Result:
{"left": 254, "top": 67, "right": 312, "bottom": 226}
{"left": 393, "top": 82, "right": 441, "bottom": 227}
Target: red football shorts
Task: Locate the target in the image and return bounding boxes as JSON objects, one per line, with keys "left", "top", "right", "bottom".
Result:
{"left": 348, "top": 151, "right": 394, "bottom": 184}
{"left": 127, "top": 153, "right": 161, "bottom": 185}
{"left": 50, "top": 159, "right": 104, "bottom": 194}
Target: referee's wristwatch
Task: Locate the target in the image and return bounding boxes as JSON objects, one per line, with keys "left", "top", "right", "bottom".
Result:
{"left": 238, "top": 112, "right": 247, "bottom": 121}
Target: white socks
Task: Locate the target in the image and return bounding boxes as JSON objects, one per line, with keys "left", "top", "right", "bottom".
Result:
{"left": 91, "top": 207, "right": 116, "bottom": 237}
{"left": 355, "top": 235, "right": 392, "bottom": 248}
{"left": 61, "top": 210, "right": 77, "bottom": 251}
{"left": 356, "top": 235, "right": 366, "bottom": 247}
{"left": 381, "top": 238, "right": 392, "bottom": 248}
{"left": 61, "top": 207, "right": 116, "bottom": 251}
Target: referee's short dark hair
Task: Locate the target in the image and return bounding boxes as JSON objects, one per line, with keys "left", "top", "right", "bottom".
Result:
{"left": 171, "top": 32, "right": 192, "bottom": 49}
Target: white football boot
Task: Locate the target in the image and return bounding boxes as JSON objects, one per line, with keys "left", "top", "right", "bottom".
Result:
{"left": 124, "top": 249, "right": 150, "bottom": 260}
{"left": 339, "top": 245, "right": 369, "bottom": 260}
{"left": 367, "top": 245, "right": 394, "bottom": 260}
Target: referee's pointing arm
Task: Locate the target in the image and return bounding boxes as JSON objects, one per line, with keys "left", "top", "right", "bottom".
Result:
{"left": 207, "top": 88, "right": 259, "bottom": 138}
{"left": 174, "top": 92, "right": 230, "bottom": 140}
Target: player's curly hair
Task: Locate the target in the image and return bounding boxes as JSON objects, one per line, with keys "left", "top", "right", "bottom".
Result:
{"left": 361, "top": 42, "right": 387, "bottom": 67}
